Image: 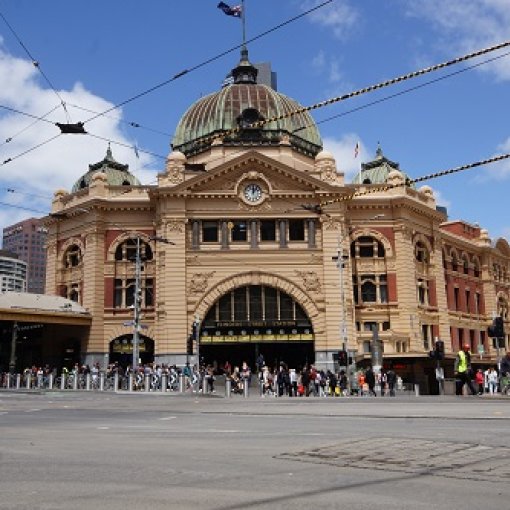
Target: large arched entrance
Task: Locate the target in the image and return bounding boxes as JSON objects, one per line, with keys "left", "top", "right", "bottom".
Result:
{"left": 199, "top": 285, "right": 314, "bottom": 370}
{"left": 109, "top": 334, "right": 154, "bottom": 367}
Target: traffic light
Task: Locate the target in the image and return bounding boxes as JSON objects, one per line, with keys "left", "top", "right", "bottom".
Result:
{"left": 488, "top": 316, "right": 504, "bottom": 338}
{"left": 186, "top": 334, "right": 194, "bottom": 355}
{"left": 338, "top": 350, "right": 348, "bottom": 366}
{"left": 434, "top": 340, "right": 445, "bottom": 360}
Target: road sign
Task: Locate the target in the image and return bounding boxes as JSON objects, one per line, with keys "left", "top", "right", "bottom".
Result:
{"left": 123, "top": 321, "right": 134, "bottom": 327}
{"left": 478, "top": 344, "right": 485, "bottom": 355}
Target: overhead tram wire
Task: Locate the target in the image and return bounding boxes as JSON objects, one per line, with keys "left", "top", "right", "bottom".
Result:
{"left": 190, "top": 39, "right": 510, "bottom": 148}
{"left": 82, "top": 0, "right": 334, "bottom": 125}
{"left": 86, "top": 132, "right": 168, "bottom": 162}
{"left": 296, "top": 49, "right": 510, "bottom": 133}
{"left": 0, "top": 200, "right": 48, "bottom": 215}
{"left": 0, "top": 10, "right": 70, "bottom": 121}
{"left": 67, "top": 103, "right": 173, "bottom": 139}
{"left": 1, "top": 103, "right": 62, "bottom": 148}
{"left": 317, "top": 152, "right": 510, "bottom": 211}
{"left": 1, "top": 133, "right": 61, "bottom": 166}
{"left": 2, "top": 187, "right": 53, "bottom": 201}
{"left": 184, "top": 48, "right": 510, "bottom": 169}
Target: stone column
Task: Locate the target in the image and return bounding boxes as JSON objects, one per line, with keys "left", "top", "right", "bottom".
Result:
{"left": 250, "top": 220, "right": 258, "bottom": 249}
{"left": 308, "top": 219, "right": 316, "bottom": 249}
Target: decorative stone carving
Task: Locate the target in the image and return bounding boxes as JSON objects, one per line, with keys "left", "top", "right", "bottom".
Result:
{"left": 190, "top": 272, "right": 215, "bottom": 294}
{"left": 164, "top": 151, "right": 186, "bottom": 184}
{"left": 165, "top": 220, "right": 186, "bottom": 233}
{"left": 295, "top": 270, "right": 321, "bottom": 292}
{"left": 321, "top": 217, "right": 342, "bottom": 231}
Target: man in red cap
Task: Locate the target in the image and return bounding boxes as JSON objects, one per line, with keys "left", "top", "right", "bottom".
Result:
{"left": 454, "top": 344, "right": 477, "bottom": 396}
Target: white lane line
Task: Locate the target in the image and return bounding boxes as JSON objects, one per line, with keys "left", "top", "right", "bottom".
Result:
{"left": 97, "top": 426, "right": 110, "bottom": 430}
{"left": 25, "top": 409, "right": 41, "bottom": 413}
{"left": 159, "top": 416, "right": 177, "bottom": 421}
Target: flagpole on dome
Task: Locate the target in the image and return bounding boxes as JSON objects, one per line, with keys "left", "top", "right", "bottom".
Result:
{"left": 241, "top": 0, "right": 246, "bottom": 50}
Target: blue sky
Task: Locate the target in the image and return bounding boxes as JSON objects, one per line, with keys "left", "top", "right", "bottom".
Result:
{"left": 0, "top": 0, "right": 509, "bottom": 241}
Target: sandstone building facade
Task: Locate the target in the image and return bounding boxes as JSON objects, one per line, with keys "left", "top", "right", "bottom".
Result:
{"left": 44, "top": 51, "right": 510, "bottom": 389}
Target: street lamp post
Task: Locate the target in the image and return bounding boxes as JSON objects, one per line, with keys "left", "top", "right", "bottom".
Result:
{"left": 333, "top": 233, "right": 350, "bottom": 389}
{"left": 9, "top": 321, "right": 18, "bottom": 375}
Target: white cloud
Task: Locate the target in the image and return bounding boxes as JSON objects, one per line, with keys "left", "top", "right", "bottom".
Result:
{"left": 303, "top": 0, "right": 359, "bottom": 39}
{"left": 430, "top": 187, "right": 452, "bottom": 211}
{"left": 322, "top": 133, "right": 364, "bottom": 180}
{"left": 0, "top": 44, "right": 159, "bottom": 235}
{"left": 406, "top": 0, "right": 510, "bottom": 80}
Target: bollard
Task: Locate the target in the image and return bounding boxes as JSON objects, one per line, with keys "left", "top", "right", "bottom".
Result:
{"left": 60, "top": 373, "right": 66, "bottom": 390}
{"left": 145, "top": 374, "right": 151, "bottom": 392}
{"left": 25, "top": 373, "right": 31, "bottom": 390}
{"left": 179, "top": 374, "right": 185, "bottom": 393}
{"left": 73, "top": 374, "right": 78, "bottom": 391}
{"left": 48, "top": 373, "right": 54, "bottom": 390}
{"left": 243, "top": 379, "right": 249, "bottom": 398}
{"left": 86, "top": 373, "right": 91, "bottom": 391}
{"left": 99, "top": 372, "right": 105, "bottom": 391}
{"left": 114, "top": 372, "right": 119, "bottom": 391}
{"left": 161, "top": 374, "right": 167, "bottom": 393}
{"left": 414, "top": 384, "right": 420, "bottom": 397}
{"left": 5, "top": 373, "right": 10, "bottom": 389}
{"left": 128, "top": 373, "right": 134, "bottom": 392}
{"left": 203, "top": 376, "right": 210, "bottom": 395}
{"left": 15, "top": 373, "right": 20, "bottom": 389}
{"left": 225, "top": 378, "right": 232, "bottom": 398}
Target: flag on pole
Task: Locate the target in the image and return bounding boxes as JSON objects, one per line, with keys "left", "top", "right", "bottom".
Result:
{"left": 133, "top": 144, "right": 139, "bottom": 159}
{"left": 354, "top": 141, "right": 360, "bottom": 158}
{"left": 217, "top": 2, "right": 242, "bottom": 17}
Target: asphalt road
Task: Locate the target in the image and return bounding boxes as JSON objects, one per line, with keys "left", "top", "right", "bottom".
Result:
{"left": 1, "top": 391, "right": 509, "bottom": 510}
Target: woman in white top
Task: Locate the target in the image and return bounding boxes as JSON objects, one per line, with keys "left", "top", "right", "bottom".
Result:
{"left": 488, "top": 367, "right": 498, "bottom": 394}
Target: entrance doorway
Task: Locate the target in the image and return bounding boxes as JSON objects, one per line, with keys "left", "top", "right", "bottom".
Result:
{"left": 200, "top": 341, "right": 314, "bottom": 372}
{"left": 200, "top": 283, "right": 315, "bottom": 371}
{"left": 109, "top": 334, "right": 154, "bottom": 367}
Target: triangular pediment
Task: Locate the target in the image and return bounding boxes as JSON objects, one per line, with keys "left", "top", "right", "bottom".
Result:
{"left": 164, "top": 151, "right": 339, "bottom": 197}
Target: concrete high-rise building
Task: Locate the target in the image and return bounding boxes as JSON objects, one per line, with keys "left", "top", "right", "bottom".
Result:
{"left": 2, "top": 218, "right": 47, "bottom": 294}
{"left": 0, "top": 249, "right": 27, "bottom": 292}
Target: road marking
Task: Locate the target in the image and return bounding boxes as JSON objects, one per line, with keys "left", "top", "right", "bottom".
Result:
{"left": 159, "top": 416, "right": 177, "bottom": 421}
{"left": 25, "top": 409, "right": 41, "bottom": 413}
{"left": 97, "top": 426, "right": 110, "bottom": 430}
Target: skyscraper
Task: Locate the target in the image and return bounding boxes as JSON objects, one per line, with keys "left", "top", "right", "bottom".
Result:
{"left": 2, "top": 218, "right": 47, "bottom": 294}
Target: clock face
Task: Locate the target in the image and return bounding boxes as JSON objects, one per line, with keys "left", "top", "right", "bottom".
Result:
{"left": 244, "top": 183, "right": 262, "bottom": 202}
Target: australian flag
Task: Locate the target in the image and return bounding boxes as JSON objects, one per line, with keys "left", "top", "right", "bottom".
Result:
{"left": 217, "top": 2, "right": 242, "bottom": 17}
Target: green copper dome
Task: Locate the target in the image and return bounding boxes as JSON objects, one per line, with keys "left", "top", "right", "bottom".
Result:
{"left": 71, "top": 145, "right": 140, "bottom": 192}
{"left": 352, "top": 145, "right": 414, "bottom": 187}
{"left": 172, "top": 49, "right": 322, "bottom": 157}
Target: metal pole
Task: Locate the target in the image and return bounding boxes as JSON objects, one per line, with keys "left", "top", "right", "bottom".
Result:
{"left": 132, "top": 236, "right": 142, "bottom": 370}
{"left": 194, "top": 315, "right": 201, "bottom": 368}
{"left": 9, "top": 321, "right": 17, "bottom": 375}
{"left": 336, "top": 233, "right": 351, "bottom": 394}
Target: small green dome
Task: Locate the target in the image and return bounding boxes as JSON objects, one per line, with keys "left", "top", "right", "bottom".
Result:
{"left": 71, "top": 146, "right": 140, "bottom": 192}
{"left": 172, "top": 49, "right": 322, "bottom": 157}
{"left": 352, "top": 145, "right": 414, "bottom": 187}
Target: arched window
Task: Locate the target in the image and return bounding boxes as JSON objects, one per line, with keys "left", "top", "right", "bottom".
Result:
{"left": 462, "top": 255, "right": 470, "bottom": 275}
{"left": 472, "top": 258, "right": 481, "bottom": 278}
{"left": 64, "top": 244, "right": 82, "bottom": 268}
{"left": 350, "top": 236, "right": 385, "bottom": 258}
{"left": 115, "top": 238, "right": 153, "bottom": 262}
{"left": 451, "top": 252, "right": 459, "bottom": 272}
{"left": 353, "top": 274, "right": 388, "bottom": 304}
{"left": 498, "top": 296, "right": 509, "bottom": 320}
{"left": 415, "top": 242, "right": 429, "bottom": 263}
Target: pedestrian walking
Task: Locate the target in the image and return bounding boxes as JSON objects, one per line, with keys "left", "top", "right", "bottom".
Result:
{"left": 454, "top": 344, "right": 477, "bottom": 396}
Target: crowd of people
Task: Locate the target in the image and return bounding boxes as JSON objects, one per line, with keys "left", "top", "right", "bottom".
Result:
{"left": 3, "top": 349, "right": 510, "bottom": 397}
{"left": 454, "top": 345, "right": 510, "bottom": 396}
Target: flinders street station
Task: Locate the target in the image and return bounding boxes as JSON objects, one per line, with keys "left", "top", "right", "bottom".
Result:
{"left": 37, "top": 49, "right": 509, "bottom": 392}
